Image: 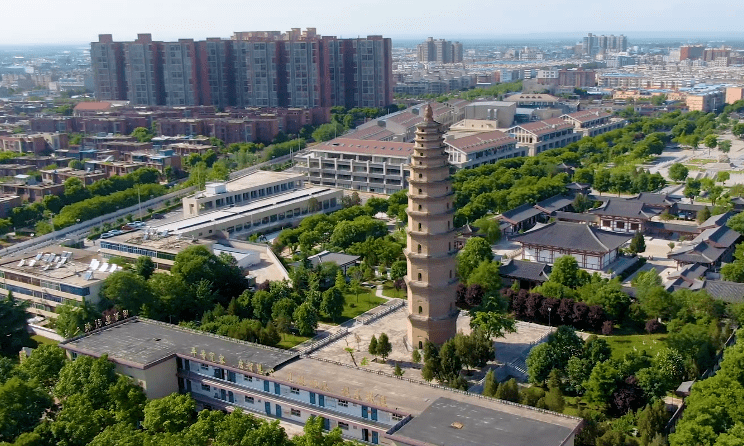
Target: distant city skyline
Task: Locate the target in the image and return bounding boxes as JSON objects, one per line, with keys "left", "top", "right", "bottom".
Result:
{"left": 2, "top": 0, "right": 744, "bottom": 45}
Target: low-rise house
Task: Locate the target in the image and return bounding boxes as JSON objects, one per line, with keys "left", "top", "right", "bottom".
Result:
{"left": 668, "top": 225, "right": 741, "bottom": 269}
{"left": 560, "top": 110, "right": 626, "bottom": 137}
{"left": 590, "top": 199, "right": 659, "bottom": 233}
{"left": 443, "top": 130, "right": 521, "bottom": 169}
{"left": 507, "top": 118, "right": 581, "bottom": 156}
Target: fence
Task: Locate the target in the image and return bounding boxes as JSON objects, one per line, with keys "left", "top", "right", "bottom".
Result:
{"left": 0, "top": 186, "right": 195, "bottom": 258}
{"left": 357, "top": 299, "right": 406, "bottom": 325}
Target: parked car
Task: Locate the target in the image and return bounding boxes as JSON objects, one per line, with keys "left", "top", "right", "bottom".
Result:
{"left": 100, "top": 232, "right": 115, "bottom": 239}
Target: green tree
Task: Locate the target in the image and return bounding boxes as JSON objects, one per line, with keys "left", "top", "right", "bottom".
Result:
{"left": 412, "top": 348, "right": 421, "bottom": 364}
{"left": 100, "top": 271, "right": 154, "bottom": 314}
{"left": 629, "top": 232, "right": 646, "bottom": 254}
{"left": 584, "top": 360, "right": 622, "bottom": 406}
{"left": 594, "top": 168, "right": 612, "bottom": 195}
{"left": 544, "top": 369, "right": 566, "bottom": 412}
{"left": 467, "top": 260, "right": 502, "bottom": 295}
{"left": 495, "top": 378, "right": 521, "bottom": 403}
{"left": 438, "top": 339, "right": 462, "bottom": 384}
{"left": 718, "top": 139, "right": 732, "bottom": 154}
{"left": 142, "top": 393, "right": 196, "bottom": 433}
{"left": 133, "top": 255, "right": 156, "bottom": 280}
{"left": 68, "top": 159, "right": 84, "bottom": 170}
{"left": 703, "top": 134, "right": 718, "bottom": 151}
{"left": 368, "top": 335, "right": 378, "bottom": 359}
{"left": 42, "top": 194, "right": 64, "bottom": 214}
{"left": 526, "top": 342, "right": 555, "bottom": 384}
{"left": 0, "top": 377, "right": 52, "bottom": 442}
{"left": 483, "top": 370, "right": 497, "bottom": 397}
{"left": 668, "top": 163, "right": 689, "bottom": 182}
{"left": 457, "top": 237, "right": 494, "bottom": 281}
{"left": 311, "top": 122, "right": 345, "bottom": 142}
{"left": 63, "top": 177, "right": 90, "bottom": 204}
{"left": 390, "top": 260, "right": 407, "bottom": 280}
{"left": 376, "top": 332, "right": 392, "bottom": 362}
{"left": 549, "top": 256, "right": 587, "bottom": 288}
{"left": 697, "top": 206, "right": 712, "bottom": 224}
{"left": 320, "top": 287, "right": 344, "bottom": 322}
{"left": 293, "top": 302, "right": 318, "bottom": 337}
{"left": 15, "top": 344, "right": 67, "bottom": 388}
{"left": 131, "top": 127, "right": 153, "bottom": 143}
{"left": 472, "top": 217, "right": 502, "bottom": 244}
{"left": 469, "top": 311, "right": 516, "bottom": 338}
{"left": 54, "top": 301, "right": 99, "bottom": 338}
{"left": 0, "top": 292, "right": 29, "bottom": 356}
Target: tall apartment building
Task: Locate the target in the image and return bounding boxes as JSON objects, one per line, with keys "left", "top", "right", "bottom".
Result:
{"left": 416, "top": 38, "right": 463, "bottom": 63}
{"left": 91, "top": 35, "right": 127, "bottom": 101}
{"left": 91, "top": 29, "right": 393, "bottom": 109}
{"left": 583, "top": 33, "right": 627, "bottom": 55}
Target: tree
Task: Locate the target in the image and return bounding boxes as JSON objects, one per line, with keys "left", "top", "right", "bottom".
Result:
{"left": 438, "top": 339, "right": 462, "bottom": 384}
{"left": 594, "top": 168, "right": 612, "bottom": 195}
{"left": 526, "top": 342, "right": 555, "bottom": 384}
{"left": 0, "top": 377, "right": 52, "bottom": 442}
{"left": 15, "top": 344, "right": 67, "bottom": 389}
{"left": 469, "top": 311, "right": 516, "bottom": 338}
{"left": 684, "top": 179, "right": 701, "bottom": 202}
{"left": 718, "top": 139, "right": 732, "bottom": 154}
{"left": 394, "top": 363, "right": 404, "bottom": 376}
{"left": 377, "top": 333, "right": 392, "bottom": 362}
{"left": 703, "top": 134, "right": 718, "bottom": 151}
{"left": 55, "top": 301, "right": 99, "bottom": 339}
{"left": 390, "top": 260, "right": 407, "bottom": 280}
{"left": 629, "top": 232, "right": 646, "bottom": 254}
{"left": 320, "top": 287, "right": 344, "bottom": 322}
{"left": 584, "top": 361, "right": 622, "bottom": 406}
{"left": 368, "top": 335, "right": 378, "bottom": 359}
{"left": 544, "top": 369, "right": 565, "bottom": 412}
{"left": 473, "top": 217, "right": 502, "bottom": 244}
{"left": 697, "top": 206, "right": 712, "bottom": 224}
{"left": 457, "top": 237, "right": 494, "bottom": 281}
{"left": 143, "top": 393, "right": 196, "bottom": 433}
{"left": 467, "top": 260, "right": 502, "bottom": 295}
{"left": 42, "top": 194, "right": 64, "bottom": 214}
{"left": 637, "top": 399, "right": 670, "bottom": 445}
{"left": 63, "top": 176, "right": 90, "bottom": 204}
{"left": 668, "top": 163, "right": 689, "bottom": 182}
{"left": 412, "top": 348, "right": 421, "bottom": 364}
{"left": 171, "top": 245, "right": 247, "bottom": 303}
{"left": 495, "top": 378, "right": 521, "bottom": 403}
{"left": 131, "top": 127, "right": 153, "bottom": 143}
{"left": 68, "top": 159, "right": 84, "bottom": 170}
{"left": 483, "top": 370, "right": 497, "bottom": 397}
{"left": 0, "top": 291, "right": 29, "bottom": 356}
{"left": 134, "top": 256, "right": 156, "bottom": 280}
{"left": 293, "top": 302, "right": 318, "bottom": 336}
{"left": 549, "top": 256, "right": 586, "bottom": 288}
{"left": 100, "top": 271, "right": 154, "bottom": 314}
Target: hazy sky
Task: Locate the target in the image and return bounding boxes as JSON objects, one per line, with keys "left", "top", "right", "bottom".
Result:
{"left": 3, "top": 0, "right": 744, "bottom": 45}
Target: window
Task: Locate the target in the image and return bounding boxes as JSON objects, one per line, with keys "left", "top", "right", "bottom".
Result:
{"left": 417, "top": 273, "right": 422, "bottom": 281}
{"left": 392, "top": 413, "right": 403, "bottom": 422}
{"left": 245, "top": 396, "right": 254, "bottom": 404}
{"left": 418, "top": 223, "right": 422, "bottom": 231}
{"left": 418, "top": 204, "right": 422, "bottom": 211}
{"left": 200, "top": 363, "right": 209, "bottom": 370}
{"left": 338, "top": 422, "right": 349, "bottom": 430}
{"left": 630, "top": 223, "right": 639, "bottom": 231}
{"left": 201, "top": 384, "right": 210, "bottom": 391}
{"left": 338, "top": 400, "right": 349, "bottom": 407}
{"left": 291, "top": 408, "right": 301, "bottom": 417}
{"left": 417, "top": 244, "right": 422, "bottom": 253}
{"left": 418, "top": 306, "right": 422, "bottom": 314}
{"left": 616, "top": 221, "right": 625, "bottom": 229}
{"left": 290, "top": 387, "right": 300, "bottom": 395}
{"left": 602, "top": 220, "right": 611, "bottom": 227}
{"left": 243, "top": 375, "right": 253, "bottom": 382}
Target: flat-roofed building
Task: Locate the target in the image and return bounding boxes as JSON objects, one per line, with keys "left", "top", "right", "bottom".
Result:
{"left": 182, "top": 171, "right": 306, "bottom": 218}
{"left": 155, "top": 186, "right": 342, "bottom": 239}
{"left": 444, "top": 130, "right": 521, "bottom": 169}
{"left": 0, "top": 194, "right": 21, "bottom": 218}
{"left": 61, "top": 317, "right": 582, "bottom": 445}
{"left": 0, "top": 246, "right": 122, "bottom": 319}
{"left": 507, "top": 118, "right": 581, "bottom": 156}
{"left": 504, "top": 93, "right": 559, "bottom": 108}
{"left": 298, "top": 138, "right": 412, "bottom": 194}
{"left": 560, "top": 111, "right": 626, "bottom": 137}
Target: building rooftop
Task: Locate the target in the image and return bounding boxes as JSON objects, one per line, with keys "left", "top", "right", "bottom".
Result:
{"left": 272, "top": 358, "right": 581, "bottom": 431}
{"left": 0, "top": 246, "right": 118, "bottom": 287}
{"left": 312, "top": 138, "right": 414, "bottom": 157}
{"left": 61, "top": 317, "right": 297, "bottom": 370}
{"left": 307, "top": 251, "right": 360, "bottom": 269}
{"left": 698, "top": 211, "right": 734, "bottom": 229}
{"left": 192, "top": 171, "right": 304, "bottom": 198}
{"left": 562, "top": 110, "right": 611, "bottom": 123}
{"left": 394, "top": 397, "right": 577, "bottom": 446}
{"left": 511, "top": 221, "right": 632, "bottom": 253}
{"left": 511, "top": 118, "right": 574, "bottom": 137}
{"left": 497, "top": 203, "right": 543, "bottom": 225}
{"left": 344, "top": 126, "right": 396, "bottom": 141}
{"left": 504, "top": 93, "right": 559, "bottom": 103}
{"left": 444, "top": 130, "right": 516, "bottom": 153}
{"left": 534, "top": 194, "right": 574, "bottom": 214}
{"left": 153, "top": 187, "right": 337, "bottom": 235}
{"left": 590, "top": 199, "right": 658, "bottom": 220}
{"left": 499, "top": 259, "right": 551, "bottom": 283}
{"left": 701, "top": 280, "right": 744, "bottom": 303}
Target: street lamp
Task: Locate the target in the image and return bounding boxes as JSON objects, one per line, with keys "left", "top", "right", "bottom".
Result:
{"left": 548, "top": 307, "right": 552, "bottom": 327}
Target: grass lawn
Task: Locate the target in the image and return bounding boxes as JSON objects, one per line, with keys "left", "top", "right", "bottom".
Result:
{"left": 31, "top": 335, "right": 59, "bottom": 346}
{"left": 340, "top": 289, "right": 386, "bottom": 321}
{"left": 686, "top": 158, "right": 717, "bottom": 164}
{"left": 601, "top": 333, "right": 668, "bottom": 360}
{"left": 381, "top": 280, "right": 406, "bottom": 299}
{"left": 276, "top": 333, "right": 311, "bottom": 350}
{"left": 563, "top": 395, "right": 605, "bottom": 417}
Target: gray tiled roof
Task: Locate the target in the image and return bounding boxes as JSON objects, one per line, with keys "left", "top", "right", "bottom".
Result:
{"left": 534, "top": 194, "right": 574, "bottom": 214}
{"left": 699, "top": 211, "right": 734, "bottom": 229}
{"left": 647, "top": 221, "right": 700, "bottom": 234}
{"left": 701, "top": 280, "right": 744, "bottom": 303}
{"left": 498, "top": 203, "right": 543, "bottom": 224}
{"left": 500, "top": 259, "right": 551, "bottom": 282}
{"left": 628, "top": 193, "right": 676, "bottom": 207}
{"left": 554, "top": 211, "right": 598, "bottom": 223}
{"left": 590, "top": 199, "right": 658, "bottom": 220}
{"left": 668, "top": 242, "right": 726, "bottom": 264}
{"left": 511, "top": 221, "right": 632, "bottom": 253}
{"left": 694, "top": 225, "right": 740, "bottom": 248}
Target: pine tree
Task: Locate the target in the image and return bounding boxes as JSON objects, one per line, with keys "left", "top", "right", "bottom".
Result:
{"left": 411, "top": 348, "right": 421, "bottom": 364}
{"left": 544, "top": 369, "right": 565, "bottom": 412}
{"left": 377, "top": 333, "right": 392, "bottom": 362}
{"left": 394, "top": 363, "right": 404, "bottom": 376}
{"left": 368, "top": 335, "right": 378, "bottom": 359}
{"left": 629, "top": 231, "right": 646, "bottom": 254}
{"left": 483, "top": 370, "right": 497, "bottom": 397}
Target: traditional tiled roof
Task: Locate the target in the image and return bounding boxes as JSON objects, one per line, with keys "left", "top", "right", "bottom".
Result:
{"left": 313, "top": 138, "right": 414, "bottom": 157}
{"left": 511, "top": 221, "right": 632, "bottom": 253}
{"left": 534, "top": 194, "right": 574, "bottom": 214}
{"left": 628, "top": 193, "right": 676, "bottom": 207}
{"left": 553, "top": 211, "right": 599, "bottom": 223}
{"left": 701, "top": 280, "right": 744, "bottom": 303}
{"left": 499, "top": 259, "right": 551, "bottom": 283}
{"left": 497, "top": 203, "right": 542, "bottom": 225}
{"left": 698, "top": 211, "right": 735, "bottom": 229}
{"left": 590, "top": 199, "right": 658, "bottom": 220}
{"left": 646, "top": 221, "right": 700, "bottom": 234}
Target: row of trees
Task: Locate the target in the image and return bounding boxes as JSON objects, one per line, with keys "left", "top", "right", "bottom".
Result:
{"left": 420, "top": 330, "right": 496, "bottom": 389}
{"left": 0, "top": 345, "right": 355, "bottom": 446}
{"left": 502, "top": 288, "right": 611, "bottom": 333}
